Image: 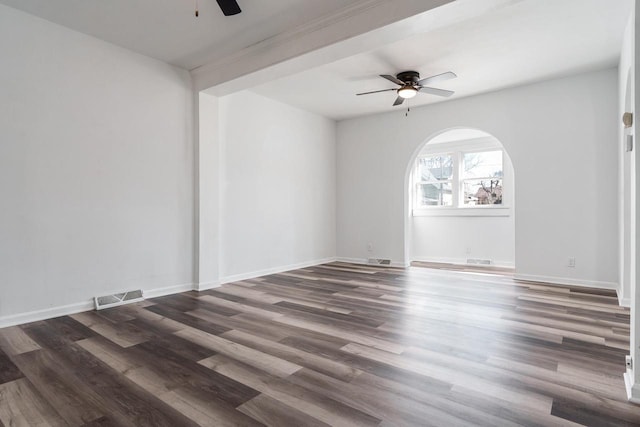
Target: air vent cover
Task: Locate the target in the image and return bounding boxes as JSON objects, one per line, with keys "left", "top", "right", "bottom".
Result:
{"left": 94, "top": 289, "right": 144, "bottom": 310}
{"left": 466, "top": 258, "right": 492, "bottom": 265}
{"left": 368, "top": 258, "right": 391, "bottom": 265}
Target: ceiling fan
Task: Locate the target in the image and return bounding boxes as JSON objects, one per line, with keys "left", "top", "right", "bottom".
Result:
{"left": 356, "top": 71, "right": 457, "bottom": 106}
{"left": 216, "top": 0, "right": 241, "bottom": 16}
{"left": 195, "top": 0, "right": 241, "bottom": 17}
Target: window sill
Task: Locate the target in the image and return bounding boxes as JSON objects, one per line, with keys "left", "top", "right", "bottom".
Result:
{"left": 413, "top": 206, "right": 511, "bottom": 217}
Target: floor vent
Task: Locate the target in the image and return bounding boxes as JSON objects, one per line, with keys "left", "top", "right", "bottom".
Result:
{"left": 94, "top": 289, "right": 144, "bottom": 310}
{"left": 466, "top": 258, "right": 492, "bottom": 265}
{"left": 368, "top": 258, "right": 391, "bottom": 265}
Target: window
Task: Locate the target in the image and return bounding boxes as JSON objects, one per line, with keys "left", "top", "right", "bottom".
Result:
{"left": 461, "top": 150, "right": 503, "bottom": 206}
{"left": 416, "top": 155, "right": 453, "bottom": 207}
{"left": 414, "top": 148, "right": 506, "bottom": 212}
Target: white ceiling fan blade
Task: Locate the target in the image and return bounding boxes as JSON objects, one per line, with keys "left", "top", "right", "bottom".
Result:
{"left": 418, "top": 71, "right": 457, "bottom": 87}
{"left": 380, "top": 74, "right": 404, "bottom": 85}
{"left": 419, "top": 87, "right": 454, "bottom": 97}
{"left": 356, "top": 88, "right": 397, "bottom": 96}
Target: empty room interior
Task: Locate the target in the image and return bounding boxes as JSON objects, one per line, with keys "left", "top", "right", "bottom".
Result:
{"left": 2, "top": 0, "right": 640, "bottom": 425}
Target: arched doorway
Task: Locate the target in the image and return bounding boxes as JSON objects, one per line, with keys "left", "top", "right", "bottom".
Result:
{"left": 404, "top": 128, "right": 516, "bottom": 270}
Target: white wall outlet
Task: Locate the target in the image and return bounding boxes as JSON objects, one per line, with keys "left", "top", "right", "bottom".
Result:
{"left": 568, "top": 257, "right": 576, "bottom": 268}
{"left": 367, "top": 243, "right": 373, "bottom": 252}
{"left": 465, "top": 247, "right": 471, "bottom": 255}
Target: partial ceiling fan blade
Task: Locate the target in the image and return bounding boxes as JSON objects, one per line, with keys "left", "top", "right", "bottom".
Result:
{"left": 393, "top": 96, "right": 405, "bottom": 106}
{"left": 356, "top": 88, "right": 397, "bottom": 96}
{"left": 380, "top": 74, "right": 404, "bottom": 85}
{"left": 216, "top": 0, "right": 241, "bottom": 16}
{"left": 418, "top": 71, "right": 457, "bottom": 87}
{"left": 419, "top": 86, "right": 454, "bottom": 97}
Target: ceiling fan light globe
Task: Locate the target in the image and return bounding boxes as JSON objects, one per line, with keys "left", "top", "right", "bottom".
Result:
{"left": 398, "top": 87, "right": 417, "bottom": 99}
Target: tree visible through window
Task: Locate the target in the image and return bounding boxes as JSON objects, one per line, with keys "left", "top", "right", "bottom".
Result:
{"left": 462, "top": 150, "right": 503, "bottom": 205}
{"left": 414, "top": 149, "right": 504, "bottom": 209}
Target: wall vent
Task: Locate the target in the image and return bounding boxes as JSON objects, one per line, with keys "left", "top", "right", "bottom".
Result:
{"left": 94, "top": 289, "right": 144, "bottom": 310}
{"left": 466, "top": 258, "right": 492, "bottom": 265}
{"left": 368, "top": 258, "right": 391, "bottom": 265}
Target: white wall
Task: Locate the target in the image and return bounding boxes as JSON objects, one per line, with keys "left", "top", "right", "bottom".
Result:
{"left": 413, "top": 215, "right": 514, "bottom": 267}
{"left": 217, "top": 91, "right": 336, "bottom": 280}
{"left": 625, "top": 0, "right": 640, "bottom": 403}
{"left": 619, "top": 11, "right": 635, "bottom": 307}
{"left": 337, "top": 68, "right": 618, "bottom": 288}
{"left": 197, "top": 93, "right": 221, "bottom": 289}
{"left": 411, "top": 137, "right": 515, "bottom": 267}
{"left": 0, "top": 5, "right": 194, "bottom": 323}
{"left": 634, "top": 0, "right": 640, "bottom": 401}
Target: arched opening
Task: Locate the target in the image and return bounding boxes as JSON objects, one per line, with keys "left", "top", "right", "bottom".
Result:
{"left": 404, "top": 128, "right": 515, "bottom": 270}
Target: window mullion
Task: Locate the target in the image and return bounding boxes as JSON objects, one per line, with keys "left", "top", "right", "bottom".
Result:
{"left": 454, "top": 151, "right": 461, "bottom": 207}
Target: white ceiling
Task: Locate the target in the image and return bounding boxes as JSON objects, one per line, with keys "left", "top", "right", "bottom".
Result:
{"left": 1, "top": 0, "right": 632, "bottom": 121}
{"left": 251, "top": 0, "right": 633, "bottom": 120}
{"left": 429, "top": 129, "right": 493, "bottom": 144}
{"left": 0, "top": 0, "right": 365, "bottom": 70}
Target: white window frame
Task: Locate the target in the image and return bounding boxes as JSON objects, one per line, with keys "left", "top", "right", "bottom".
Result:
{"left": 459, "top": 148, "right": 505, "bottom": 207}
{"left": 414, "top": 152, "right": 455, "bottom": 208}
{"left": 413, "top": 143, "right": 510, "bottom": 217}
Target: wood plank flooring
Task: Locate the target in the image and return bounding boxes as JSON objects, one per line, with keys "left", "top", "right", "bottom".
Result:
{"left": 0, "top": 262, "right": 637, "bottom": 426}
{"left": 411, "top": 260, "right": 515, "bottom": 276}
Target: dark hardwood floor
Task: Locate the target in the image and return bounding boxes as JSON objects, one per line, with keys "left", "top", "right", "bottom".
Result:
{"left": 0, "top": 262, "right": 636, "bottom": 426}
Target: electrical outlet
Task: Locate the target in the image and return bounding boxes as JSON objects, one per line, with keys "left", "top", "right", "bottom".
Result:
{"left": 568, "top": 257, "right": 576, "bottom": 268}
{"left": 465, "top": 247, "right": 471, "bottom": 255}
{"left": 367, "top": 243, "right": 373, "bottom": 252}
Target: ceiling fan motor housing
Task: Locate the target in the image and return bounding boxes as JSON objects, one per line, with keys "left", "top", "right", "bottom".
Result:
{"left": 397, "top": 71, "right": 420, "bottom": 85}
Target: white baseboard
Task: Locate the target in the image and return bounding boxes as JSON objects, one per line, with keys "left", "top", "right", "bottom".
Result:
{"left": 514, "top": 273, "right": 618, "bottom": 291}
{"left": 411, "top": 256, "right": 515, "bottom": 269}
{"left": 335, "top": 257, "right": 368, "bottom": 265}
{"left": 624, "top": 372, "right": 640, "bottom": 404}
{"left": 0, "top": 258, "right": 342, "bottom": 326}
{"left": 618, "top": 292, "right": 631, "bottom": 308}
{"left": 217, "top": 257, "right": 338, "bottom": 286}
{"left": 335, "top": 257, "right": 409, "bottom": 268}
{"left": 144, "top": 282, "right": 195, "bottom": 299}
{"left": 0, "top": 282, "right": 195, "bottom": 329}
{"left": 196, "top": 281, "right": 221, "bottom": 291}
{"left": 0, "top": 300, "right": 95, "bottom": 329}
